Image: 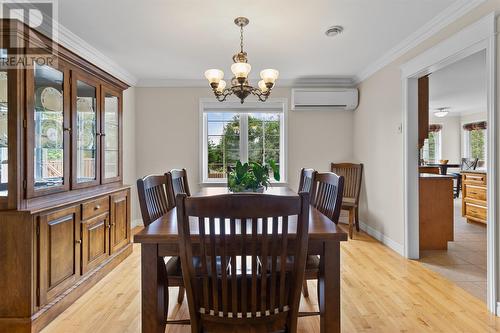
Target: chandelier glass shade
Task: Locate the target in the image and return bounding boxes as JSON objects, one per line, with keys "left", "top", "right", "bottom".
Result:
{"left": 204, "top": 17, "right": 279, "bottom": 104}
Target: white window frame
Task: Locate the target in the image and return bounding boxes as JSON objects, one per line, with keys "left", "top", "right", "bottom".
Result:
{"left": 463, "top": 127, "right": 488, "bottom": 165}
{"left": 422, "top": 129, "right": 441, "bottom": 163}
{"left": 199, "top": 98, "right": 288, "bottom": 186}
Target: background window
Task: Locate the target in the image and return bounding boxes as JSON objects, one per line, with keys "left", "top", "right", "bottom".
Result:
{"left": 463, "top": 121, "right": 487, "bottom": 167}
{"left": 203, "top": 110, "right": 284, "bottom": 183}
{"left": 422, "top": 129, "right": 441, "bottom": 163}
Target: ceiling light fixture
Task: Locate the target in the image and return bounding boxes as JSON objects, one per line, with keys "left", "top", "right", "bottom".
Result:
{"left": 325, "top": 25, "right": 344, "bottom": 37}
{"left": 204, "top": 17, "right": 279, "bottom": 104}
{"left": 434, "top": 107, "right": 450, "bottom": 118}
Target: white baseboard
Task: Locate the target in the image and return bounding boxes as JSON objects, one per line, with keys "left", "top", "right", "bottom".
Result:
{"left": 132, "top": 219, "right": 144, "bottom": 228}
{"left": 359, "top": 221, "right": 404, "bottom": 256}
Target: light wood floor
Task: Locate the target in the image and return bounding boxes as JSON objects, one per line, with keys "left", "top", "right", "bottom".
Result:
{"left": 41, "top": 224, "right": 500, "bottom": 333}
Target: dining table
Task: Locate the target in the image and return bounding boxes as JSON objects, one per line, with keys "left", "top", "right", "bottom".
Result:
{"left": 134, "top": 186, "right": 348, "bottom": 333}
{"left": 426, "top": 163, "right": 461, "bottom": 175}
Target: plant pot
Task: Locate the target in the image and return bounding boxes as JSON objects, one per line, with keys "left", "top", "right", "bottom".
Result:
{"left": 230, "top": 186, "right": 265, "bottom": 193}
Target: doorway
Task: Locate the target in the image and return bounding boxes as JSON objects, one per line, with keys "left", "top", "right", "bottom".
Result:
{"left": 418, "top": 50, "right": 487, "bottom": 301}
{"left": 401, "top": 13, "right": 497, "bottom": 313}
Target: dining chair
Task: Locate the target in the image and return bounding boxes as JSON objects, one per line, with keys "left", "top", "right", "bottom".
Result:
{"left": 136, "top": 174, "right": 185, "bottom": 313}
{"left": 175, "top": 192, "right": 310, "bottom": 333}
{"left": 330, "top": 163, "right": 363, "bottom": 239}
{"left": 168, "top": 168, "right": 192, "bottom": 198}
{"left": 298, "top": 168, "right": 317, "bottom": 201}
{"left": 302, "top": 171, "right": 344, "bottom": 299}
{"left": 452, "top": 158, "right": 479, "bottom": 198}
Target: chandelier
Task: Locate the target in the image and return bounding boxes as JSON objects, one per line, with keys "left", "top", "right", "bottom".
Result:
{"left": 204, "top": 17, "right": 279, "bottom": 104}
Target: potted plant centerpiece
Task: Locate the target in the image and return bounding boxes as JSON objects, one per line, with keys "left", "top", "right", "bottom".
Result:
{"left": 227, "top": 160, "right": 280, "bottom": 193}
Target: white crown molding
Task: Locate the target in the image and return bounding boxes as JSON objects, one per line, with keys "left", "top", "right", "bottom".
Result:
{"left": 20, "top": 6, "right": 138, "bottom": 86}
{"left": 354, "top": 0, "right": 488, "bottom": 84}
{"left": 137, "top": 76, "right": 356, "bottom": 88}
{"left": 54, "top": 23, "right": 138, "bottom": 86}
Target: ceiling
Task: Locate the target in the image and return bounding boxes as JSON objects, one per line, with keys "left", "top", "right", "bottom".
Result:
{"left": 429, "top": 50, "right": 486, "bottom": 116}
{"left": 58, "top": 0, "right": 463, "bottom": 85}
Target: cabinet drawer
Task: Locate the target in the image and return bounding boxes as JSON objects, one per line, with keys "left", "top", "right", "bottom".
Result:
{"left": 464, "top": 185, "right": 487, "bottom": 202}
{"left": 463, "top": 173, "right": 486, "bottom": 185}
{"left": 464, "top": 203, "right": 487, "bottom": 221}
{"left": 82, "top": 196, "right": 109, "bottom": 220}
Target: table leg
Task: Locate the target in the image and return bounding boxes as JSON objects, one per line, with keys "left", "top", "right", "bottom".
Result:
{"left": 317, "top": 240, "right": 341, "bottom": 333}
{"left": 141, "top": 244, "right": 166, "bottom": 333}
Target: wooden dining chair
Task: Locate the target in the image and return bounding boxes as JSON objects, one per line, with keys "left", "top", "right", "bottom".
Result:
{"left": 452, "top": 158, "right": 479, "bottom": 198}
{"left": 298, "top": 168, "right": 317, "bottom": 200}
{"left": 168, "top": 168, "right": 192, "bottom": 198}
{"left": 330, "top": 163, "right": 363, "bottom": 239}
{"left": 302, "top": 172, "right": 344, "bottom": 298}
{"left": 176, "top": 192, "right": 310, "bottom": 333}
{"left": 136, "top": 174, "right": 185, "bottom": 317}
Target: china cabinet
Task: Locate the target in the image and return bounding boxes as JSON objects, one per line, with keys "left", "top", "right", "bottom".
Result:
{"left": 0, "top": 19, "right": 131, "bottom": 333}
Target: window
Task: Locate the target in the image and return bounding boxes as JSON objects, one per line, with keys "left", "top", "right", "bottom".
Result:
{"left": 201, "top": 100, "right": 286, "bottom": 184}
{"left": 422, "top": 127, "right": 441, "bottom": 163}
{"left": 463, "top": 121, "right": 487, "bottom": 166}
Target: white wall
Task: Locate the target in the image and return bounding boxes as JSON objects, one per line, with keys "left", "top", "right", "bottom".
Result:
{"left": 134, "top": 87, "right": 354, "bottom": 208}
{"left": 353, "top": 1, "right": 499, "bottom": 247}
{"left": 122, "top": 87, "right": 140, "bottom": 224}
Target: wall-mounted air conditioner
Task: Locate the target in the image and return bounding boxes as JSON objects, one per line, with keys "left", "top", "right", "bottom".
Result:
{"left": 291, "top": 88, "right": 359, "bottom": 111}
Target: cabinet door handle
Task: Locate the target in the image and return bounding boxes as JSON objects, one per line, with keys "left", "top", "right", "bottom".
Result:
{"left": 101, "top": 133, "right": 106, "bottom": 137}
{"left": 76, "top": 239, "right": 82, "bottom": 244}
{"left": 64, "top": 127, "right": 71, "bottom": 132}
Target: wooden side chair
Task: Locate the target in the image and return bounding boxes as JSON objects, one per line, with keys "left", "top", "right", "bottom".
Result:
{"left": 302, "top": 172, "right": 344, "bottom": 299}
{"left": 298, "top": 168, "right": 317, "bottom": 200}
{"left": 168, "top": 168, "right": 192, "bottom": 198}
{"left": 136, "top": 174, "right": 185, "bottom": 320}
{"left": 176, "top": 192, "right": 310, "bottom": 333}
{"left": 452, "top": 158, "right": 478, "bottom": 198}
{"left": 331, "top": 163, "right": 363, "bottom": 239}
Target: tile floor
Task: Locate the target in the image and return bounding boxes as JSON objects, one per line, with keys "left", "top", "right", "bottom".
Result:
{"left": 419, "top": 197, "right": 487, "bottom": 301}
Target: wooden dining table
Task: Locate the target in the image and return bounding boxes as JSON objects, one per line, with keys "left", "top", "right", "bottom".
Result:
{"left": 134, "top": 187, "right": 348, "bottom": 333}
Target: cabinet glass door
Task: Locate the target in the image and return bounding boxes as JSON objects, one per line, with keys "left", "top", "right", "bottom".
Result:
{"left": 102, "top": 87, "right": 121, "bottom": 183}
{"left": 0, "top": 67, "right": 8, "bottom": 197}
{"left": 33, "top": 64, "right": 66, "bottom": 192}
{"left": 73, "top": 75, "right": 100, "bottom": 188}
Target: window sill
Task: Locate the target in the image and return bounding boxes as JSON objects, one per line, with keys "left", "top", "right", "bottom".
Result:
{"left": 200, "top": 181, "right": 289, "bottom": 188}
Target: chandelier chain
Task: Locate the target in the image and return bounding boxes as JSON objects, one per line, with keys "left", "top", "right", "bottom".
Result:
{"left": 240, "top": 25, "right": 244, "bottom": 53}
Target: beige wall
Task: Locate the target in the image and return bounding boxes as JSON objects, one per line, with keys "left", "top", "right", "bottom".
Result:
{"left": 353, "top": 0, "right": 500, "bottom": 246}
{"left": 122, "top": 87, "right": 140, "bottom": 223}
{"left": 134, "top": 87, "right": 354, "bottom": 207}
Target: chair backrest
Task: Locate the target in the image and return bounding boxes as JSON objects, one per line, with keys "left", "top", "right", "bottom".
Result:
{"left": 298, "top": 168, "right": 317, "bottom": 198}
{"left": 331, "top": 163, "right": 363, "bottom": 203}
{"left": 312, "top": 172, "right": 345, "bottom": 224}
{"left": 168, "top": 168, "right": 191, "bottom": 197}
{"left": 137, "top": 174, "right": 172, "bottom": 226}
{"left": 176, "top": 192, "right": 310, "bottom": 333}
{"left": 461, "top": 158, "right": 479, "bottom": 171}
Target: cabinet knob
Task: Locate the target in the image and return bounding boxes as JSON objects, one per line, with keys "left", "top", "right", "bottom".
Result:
{"left": 64, "top": 127, "right": 71, "bottom": 132}
{"left": 76, "top": 239, "right": 82, "bottom": 244}
{"left": 94, "top": 205, "right": 101, "bottom": 210}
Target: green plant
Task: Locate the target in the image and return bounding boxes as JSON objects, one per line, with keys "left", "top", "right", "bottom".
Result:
{"left": 228, "top": 160, "right": 280, "bottom": 192}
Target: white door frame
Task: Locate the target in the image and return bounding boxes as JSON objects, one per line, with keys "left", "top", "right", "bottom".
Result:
{"left": 401, "top": 13, "right": 497, "bottom": 313}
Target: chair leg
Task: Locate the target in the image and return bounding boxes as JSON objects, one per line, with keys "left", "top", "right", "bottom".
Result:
{"left": 355, "top": 207, "right": 360, "bottom": 232}
{"left": 302, "top": 280, "right": 309, "bottom": 298}
{"left": 348, "top": 208, "right": 354, "bottom": 239}
{"left": 177, "top": 286, "right": 185, "bottom": 303}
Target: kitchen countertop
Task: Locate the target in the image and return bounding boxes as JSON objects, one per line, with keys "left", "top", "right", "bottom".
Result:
{"left": 420, "top": 173, "right": 455, "bottom": 179}
{"left": 460, "top": 170, "right": 487, "bottom": 174}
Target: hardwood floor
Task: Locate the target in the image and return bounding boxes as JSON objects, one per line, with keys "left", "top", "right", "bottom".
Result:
{"left": 41, "top": 224, "right": 500, "bottom": 333}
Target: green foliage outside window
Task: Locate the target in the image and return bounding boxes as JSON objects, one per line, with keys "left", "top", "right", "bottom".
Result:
{"left": 207, "top": 114, "right": 280, "bottom": 179}
{"left": 469, "top": 129, "right": 485, "bottom": 160}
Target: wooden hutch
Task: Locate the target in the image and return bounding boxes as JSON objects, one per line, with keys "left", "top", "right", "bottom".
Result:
{"left": 0, "top": 20, "right": 132, "bottom": 332}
